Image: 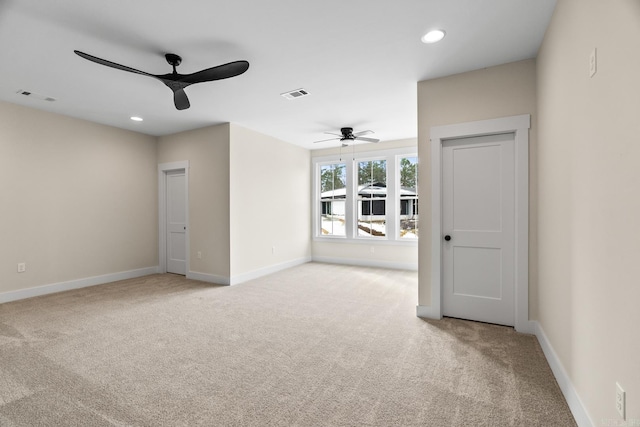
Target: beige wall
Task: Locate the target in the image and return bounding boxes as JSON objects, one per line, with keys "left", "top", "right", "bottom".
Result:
{"left": 229, "top": 124, "right": 311, "bottom": 277}
{"left": 157, "top": 124, "right": 231, "bottom": 278}
{"left": 417, "top": 59, "right": 538, "bottom": 308}
{"left": 537, "top": 0, "right": 640, "bottom": 423}
{"left": 0, "top": 101, "right": 158, "bottom": 293}
{"left": 311, "top": 138, "right": 418, "bottom": 268}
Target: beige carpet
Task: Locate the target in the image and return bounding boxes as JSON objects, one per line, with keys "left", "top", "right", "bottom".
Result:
{"left": 0, "top": 263, "right": 576, "bottom": 426}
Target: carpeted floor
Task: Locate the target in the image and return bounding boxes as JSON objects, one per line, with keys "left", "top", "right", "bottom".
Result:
{"left": 0, "top": 263, "right": 576, "bottom": 426}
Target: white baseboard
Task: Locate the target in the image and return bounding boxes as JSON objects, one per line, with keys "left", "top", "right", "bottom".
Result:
{"left": 516, "top": 319, "right": 536, "bottom": 335}
{"left": 416, "top": 304, "right": 442, "bottom": 320}
{"left": 312, "top": 256, "right": 418, "bottom": 271}
{"left": 229, "top": 257, "right": 312, "bottom": 286}
{"left": 0, "top": 266, "right": 159, "bottom": 304}
{"left": 187, "top": 271, "right": 230, "bottom": 286}
{"left": 532, "top": 321, "right": 594, "bottom": 427}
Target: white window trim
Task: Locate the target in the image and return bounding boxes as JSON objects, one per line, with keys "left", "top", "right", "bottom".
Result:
{"left": 312, "top": 146, "right": 418, "bottom": 245}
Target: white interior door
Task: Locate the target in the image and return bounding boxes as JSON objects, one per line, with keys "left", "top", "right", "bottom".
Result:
{"left": 442, "top": 133, "right": 515, "bottom": 326}
{"left": 166, "top": 170, "right": 186, "bottom": 275}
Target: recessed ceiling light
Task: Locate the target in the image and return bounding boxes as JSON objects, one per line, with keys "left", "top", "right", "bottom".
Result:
{"left": 130, "top": 116, "right": 143, "bottom": 122}
{"left": 421, "top": 29, "right": 446, "bottom": 44}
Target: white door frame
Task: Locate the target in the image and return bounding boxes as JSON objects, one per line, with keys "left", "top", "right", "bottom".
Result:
{"left": 158, "top": 161, "right": 190, "bottom": 274}
{"left": 430, "top": 115, "right": 531, "bottom": 333}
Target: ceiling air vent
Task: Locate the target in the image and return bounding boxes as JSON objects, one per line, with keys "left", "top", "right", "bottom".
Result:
{"left": 281, "top": 88, "right": 309, "bottom": 100}
{"left": 16, "top": 89, "right": 56, "bottom": 102}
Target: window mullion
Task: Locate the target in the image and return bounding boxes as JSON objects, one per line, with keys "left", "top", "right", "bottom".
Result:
{"left": 345, "top": 158, "right": 355, "bottom": 238}
{"left": 386, "top": 156, "right": 397, "bottom": 240}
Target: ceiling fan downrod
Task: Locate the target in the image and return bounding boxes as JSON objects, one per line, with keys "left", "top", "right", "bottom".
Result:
{"left": 165, "top": 53, "right": 182, "bottom": 75}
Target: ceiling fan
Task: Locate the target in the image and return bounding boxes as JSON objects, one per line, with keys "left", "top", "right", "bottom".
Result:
{"left": 313, "top": 127, "right": 380, "bottom": 146}
{"left": 74, "top": 50, "right": 250, "bottom": 111}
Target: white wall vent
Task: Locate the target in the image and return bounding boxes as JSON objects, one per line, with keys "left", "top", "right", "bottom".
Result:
{"left": 16, "top": 89, "right": 56, "bottom": 102}
{"left": 281, "top": 88, "right": 309, "bottom": 100}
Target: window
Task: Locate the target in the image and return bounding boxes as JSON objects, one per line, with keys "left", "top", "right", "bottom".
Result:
{"left": 319, "top": 163, "right": 346, "bottom": 236}
{"left": 357, "top": 160, "right": 387, "bottom": 237}
{"left": 314, "top": 148, "right": 418, "bottom": 242}
{"left": 399, "top": 156, "right": 418, "bottom": 239}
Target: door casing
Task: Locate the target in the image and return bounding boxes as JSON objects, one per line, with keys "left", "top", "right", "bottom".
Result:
{"left": 429, "top": 115, "right": 531, "bottom": 333}
{"left": 158, "top": 161, "right": 190, "bottom": 275}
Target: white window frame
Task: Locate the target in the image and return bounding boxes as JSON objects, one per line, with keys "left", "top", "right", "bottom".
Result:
{"left": 355, "top": 155, "right": 392, "bottom": 240}
{"left": 316, "top": 160, "right": 350, "bottom": 239}
{"left": 312, "top": 147, "right": 417, "bottom": 245}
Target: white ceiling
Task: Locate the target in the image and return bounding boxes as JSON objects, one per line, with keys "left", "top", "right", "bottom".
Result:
{"left": 0, "top": 0, "right": 556, "bottom": 149}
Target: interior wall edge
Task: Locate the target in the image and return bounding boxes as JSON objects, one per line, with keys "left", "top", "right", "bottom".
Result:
{"left": 186, "top": 271, "right": 231, "bottom": 286}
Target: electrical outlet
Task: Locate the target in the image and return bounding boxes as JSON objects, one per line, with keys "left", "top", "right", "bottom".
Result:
{"left": 17, "top": 262, "right": 26, "bottom": 273}
{"left": 197, "top": 251, "right": 202, "bottom": 259}
{"left": 272, "top": 246, "right": 276, "bottom": 255}
{"left": 370, "top": 246, "right": 375, "bottom": 253}
{"left": 589, "top": 48, "right": 597, "bottom": 78}
{"left": 616, "top": 382, "right": 625, "bottom": 420}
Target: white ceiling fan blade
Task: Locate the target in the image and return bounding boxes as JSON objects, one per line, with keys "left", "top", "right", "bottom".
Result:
{"left": 353, "top": 130, "right": 373, "bottom": 137}
{"left": 313, "top": 137, "right": 340, "bottom": 143}
{"left": 355, "top": 136, "right": 380, "bottom": 143}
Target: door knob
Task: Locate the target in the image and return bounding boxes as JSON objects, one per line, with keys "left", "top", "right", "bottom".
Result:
{"left": 444, "top": 235, "right": 451, "bottom": 241}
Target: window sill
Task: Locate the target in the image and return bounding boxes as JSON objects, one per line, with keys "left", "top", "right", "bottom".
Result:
{"left": 312, "top": 236, "right": 418, "bottom": 246}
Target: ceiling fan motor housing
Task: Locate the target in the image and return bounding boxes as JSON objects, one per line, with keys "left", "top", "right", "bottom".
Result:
{"left": 341, "top": 127, "right": 354, "bottom": 140}
{"left": 165, "top": 53, "right": 182, "bottom": 67}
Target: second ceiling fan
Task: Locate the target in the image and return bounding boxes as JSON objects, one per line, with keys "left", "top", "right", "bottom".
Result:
{"left": 314, "top": 127, "right": 380, "bottom": 146}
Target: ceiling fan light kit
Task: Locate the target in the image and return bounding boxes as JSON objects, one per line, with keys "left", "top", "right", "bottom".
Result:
{"left": 74, "top": 50, "right": 250, "bottom": 111}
